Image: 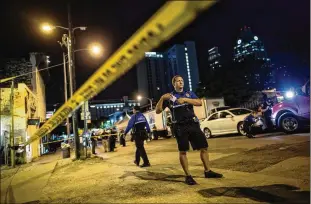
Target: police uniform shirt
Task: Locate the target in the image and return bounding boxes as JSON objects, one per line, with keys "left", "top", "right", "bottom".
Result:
{"left": 163, "top": 90, "right": 198, "bottom": 124}
{"left": 244, "top": 114, "right": 256, "bottom": 123}
{"left": 125, "top": 112, "right": 151, "bottom": 135}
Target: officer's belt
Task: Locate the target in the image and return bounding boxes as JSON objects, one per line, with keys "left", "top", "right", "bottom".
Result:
{"left": 133, "top": 129, "right": 147, "bottom": 134}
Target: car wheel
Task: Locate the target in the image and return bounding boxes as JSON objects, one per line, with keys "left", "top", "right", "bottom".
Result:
{"left": 237, "top": 122, "right": 246, "bottom": 136}
{"left": 279, "top": 114, "right": 299, "bottom": 133}
{"left": 204, "top": 128, "right": 212, "bottom": 139}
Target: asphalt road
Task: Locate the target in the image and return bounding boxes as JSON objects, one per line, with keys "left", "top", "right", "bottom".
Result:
{"left": 1, "top": 132, "right": 310, "bottom": 203}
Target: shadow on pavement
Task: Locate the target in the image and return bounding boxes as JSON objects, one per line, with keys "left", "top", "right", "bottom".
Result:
{"left": 120, "top": 171, "right": 185, "bottom": 183}
{"left": 198, "top": 184, "right": 310, "bottom": 203}
{"left": 208, "top": 141, "right": 310, "bottom": 172}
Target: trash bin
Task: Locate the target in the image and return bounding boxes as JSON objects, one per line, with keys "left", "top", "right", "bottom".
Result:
{"left": 62, "top": 147, "right": 70, "bottom": 159}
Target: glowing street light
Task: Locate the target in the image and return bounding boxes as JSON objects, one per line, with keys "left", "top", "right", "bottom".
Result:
{"left": 90, "top": 45, "right": 101, "bottom": 55}
{"left": 73, "top": 44, "right": 103, "bottom": 57}
{"left": 41, "top": 23, "right": 86, "bottom": 33}
{"left": 89, "top": 44, "right": 102, "bottom": 56}
{"left": 41, "top": 23, "right": 54, "bottom": 32}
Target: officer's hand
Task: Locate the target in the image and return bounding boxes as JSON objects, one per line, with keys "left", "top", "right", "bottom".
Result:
{"left": 162, "top": 93, "right": 172, "bottom": 100}
{"left": 177, "top": 98, "right": 186, "bottom": 104}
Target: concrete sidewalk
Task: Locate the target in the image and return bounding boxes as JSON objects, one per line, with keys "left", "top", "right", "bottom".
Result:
{"left": 0, "top": 134, "right": 309, "bottom": 203}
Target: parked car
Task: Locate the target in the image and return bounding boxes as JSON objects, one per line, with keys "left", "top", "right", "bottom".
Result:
{"left": 271, "top": 80, "right": 310, "bottom": 133}
{"left": 209, "top": 106, "right": 231, "bottom": 115}
{"left": 200, "top": 108, "right": 252, "bottom": 138}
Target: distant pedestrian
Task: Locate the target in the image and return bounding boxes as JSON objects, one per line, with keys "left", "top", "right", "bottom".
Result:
{"left": 91, "top": 131, "right": 97, "bottom": 154}
{"left": 102, "top": 133, "right": 109, "bottom": 152}
{"left": 119, "top": 130, "right": 126, "bottom": 147}
{"left": 155, "top": 75, "right": 223, "bottom": 185}
{"left": 125, "top": 106, "right": 151, "bottom": 167}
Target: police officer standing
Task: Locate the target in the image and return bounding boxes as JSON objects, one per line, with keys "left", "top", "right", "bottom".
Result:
{"left": 155, "top": 75, "right": 223, "bottom": 185}
{"left": 125, "top": 106, "right": 151, "bottom": 167}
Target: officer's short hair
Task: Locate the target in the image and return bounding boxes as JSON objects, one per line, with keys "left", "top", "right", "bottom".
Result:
{"left": 172, "top": 75, "right": 183, "bottom": 85}
{"left": 133, "top": 106, "right": 141, "bottom": 111}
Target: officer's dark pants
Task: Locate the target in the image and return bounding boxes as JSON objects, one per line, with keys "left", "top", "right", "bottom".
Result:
{"left": 134, "top": 134, "right": 149, "bottom": 165}
{"left": 170, "top": 124, "right": 175, "bottom": 137}
{"left": 264, "top": 111, "right": 273, "bottom": 129}
{"left": 120, "top": 136, "right": 126, "bottom": 146}
{"left": 109, "top": 137, "right": 115, "bottom": 152}
{"left": 91, "top": 139, "right": 97, "bottom": 154}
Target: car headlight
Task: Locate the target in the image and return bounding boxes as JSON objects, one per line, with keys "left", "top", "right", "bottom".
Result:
{"left": 285, "top": 91, "right": 295, "bottom": 98}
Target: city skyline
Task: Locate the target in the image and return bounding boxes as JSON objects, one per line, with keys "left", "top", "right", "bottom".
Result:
{"left": 208, "top": 46, "right": 222, "bottom": 71}
{"left": 1, "top": 0, "right": 309, "bottom": 104}
{"left": 136, "top": 41, "right": 200, "bottom": 103}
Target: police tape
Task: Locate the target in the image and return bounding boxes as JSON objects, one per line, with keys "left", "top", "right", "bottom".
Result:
{"left": 41, "top": 134, "right": 119, "bottom": 145}
{"left": 21, "top": 1, "right": 217, "bottom": 147}
{"left": 42, "top": 138, "right": 73, "bottom": 145}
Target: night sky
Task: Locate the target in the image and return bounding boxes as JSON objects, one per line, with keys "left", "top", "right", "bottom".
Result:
{"left": 1, "top": 0, "right": 309, "bottom": 105}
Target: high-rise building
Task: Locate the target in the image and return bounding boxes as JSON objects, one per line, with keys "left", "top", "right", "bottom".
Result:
{"left": 208, "top": 47, "right": 222, "bottom": 71}
{"left": 89, "top": 99, "right": 140, "bottom": 123}
{"left": 136, "top": 52, "right": 167, "bottom": 102}
{"left": 233, "top": 26, "right": 270, "bottom": 63}
{"left": 136, "top": 41, "right": 200, "bottom": 103}
{"left": 166, "top": 41, "right": 200, "bottom": 92}
{"left": 233, "top": 26, "right": 274, "bottom": 89}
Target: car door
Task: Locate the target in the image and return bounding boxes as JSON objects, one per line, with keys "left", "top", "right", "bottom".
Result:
{"left": 218, "top": 111, "right": 236, "bottom": 133}
{"left": 204, "top": 112, "right": 220, "bottom": 134}
{"left": 296, "top": 96, "right": 310, "bottom": 119}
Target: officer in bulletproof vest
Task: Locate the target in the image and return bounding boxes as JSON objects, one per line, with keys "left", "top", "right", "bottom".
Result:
{"left": 125, "top": 106, "right": 151, "bottom": 167}
{"left": 155, "top": 75, "right": 223, "bottom": 185}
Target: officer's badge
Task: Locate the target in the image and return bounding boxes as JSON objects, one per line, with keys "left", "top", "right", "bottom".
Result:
{"left": 185, "top": 93, "right": 190, "bottom": 97}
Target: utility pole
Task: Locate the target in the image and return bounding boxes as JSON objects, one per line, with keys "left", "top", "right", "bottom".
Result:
{"left": 63, "top": 52, "right": 71, "bottom": 140}
{"left": 67, "top": 2, "right": 80, "bottom": 159}
{"left": 10, "top": 80, "right": 15, "bottom": 168}
{"left": 83, "top": 101, "right": 88, "bottom": 157}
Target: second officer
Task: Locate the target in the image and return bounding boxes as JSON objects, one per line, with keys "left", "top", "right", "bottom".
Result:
{"left": 125, "top": 106, "right": 151, "bottom": 167}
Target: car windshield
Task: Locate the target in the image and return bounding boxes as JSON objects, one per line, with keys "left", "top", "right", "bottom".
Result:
{"left": 229, "top": 109, "right": 252, "bottom": 116}
{"left": 210, "top": 106, "right": 231, "bottom": 114}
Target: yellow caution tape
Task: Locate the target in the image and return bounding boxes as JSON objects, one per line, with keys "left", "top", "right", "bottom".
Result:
{"left": 42, "top": 138, "right": 73, "bottom": 145}
{"left": 22, "top": 1, "right": 217, "bottom": 146}
{"left": 41, "top": 133, "right": 119, "bottom": 145}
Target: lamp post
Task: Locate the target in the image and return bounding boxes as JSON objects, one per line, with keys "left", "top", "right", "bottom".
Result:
{"left": 40, "top": 4, "right": 88, "bottom": 159}
{"left": 43, "top": 17, "right": 102, "bottom": 158}
{"left": 137, "top": 95, "right": 153, "bottom": 110}
{"left": 10, "top": 80, "right": 15, "bottom": 168}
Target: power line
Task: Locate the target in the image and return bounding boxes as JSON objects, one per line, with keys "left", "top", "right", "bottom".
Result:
{"left": 0, "top": 63, "right": 64, "bottom": 83}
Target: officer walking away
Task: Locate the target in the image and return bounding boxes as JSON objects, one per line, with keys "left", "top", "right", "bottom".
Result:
{"left": 91, "top": 131, "right": 97, "bottom": 154}
{"left": 109, "top": 127, "right": 117, "bottom": 152}
{"left": 119, "top": 129, "right": 126, "bottom": 147}
{"left": 102, "top": 130, "right": 109, "bottom": 152}
{"left": 125, "top": 106, "right": 151, "bottom": 167}
{"left": 155, "top": 75, "right": 223, "bottom": 185}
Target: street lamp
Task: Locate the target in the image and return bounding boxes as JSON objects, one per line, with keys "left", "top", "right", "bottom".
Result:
{"left": 56, "top": 35, "right": 102, "bottom": 159}
{"left": 74, "top": 44, "right": 103, "bottom": 57}
{"left": 137, "top": 95, "right": 153, "bottom": 111}
{"left": 41, "top": 23, "right": 87, "bottom": 33}
{"left": 40, "top": 4, "right": 88, "bottom": 159}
